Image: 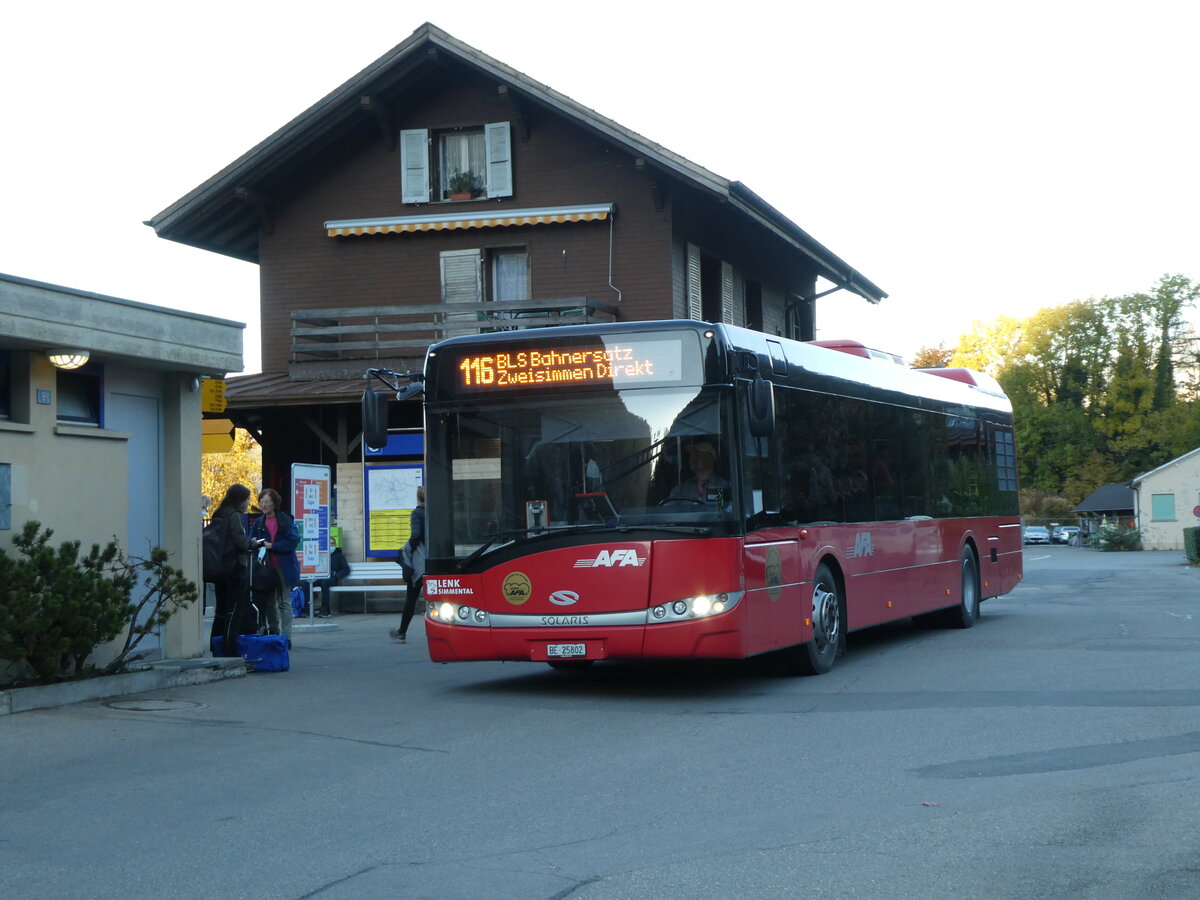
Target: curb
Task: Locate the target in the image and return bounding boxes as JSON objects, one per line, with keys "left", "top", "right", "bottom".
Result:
{"left": 0, "top": 657, "right": 248, "bottom": 717}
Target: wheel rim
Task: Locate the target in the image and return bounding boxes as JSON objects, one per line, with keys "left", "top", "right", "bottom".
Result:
{"left": 812, "top": 581, "right": 840, "bottom": 653}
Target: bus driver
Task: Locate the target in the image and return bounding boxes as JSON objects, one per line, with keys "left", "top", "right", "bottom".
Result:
{"left": 668, "top": 439, "right": 730, "bottom": 505}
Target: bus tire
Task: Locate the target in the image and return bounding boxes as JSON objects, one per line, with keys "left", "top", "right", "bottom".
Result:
{"left": 945, "top": 547, "right": 980, "bottom": 629}
{"left": 786, "top": 563, "right": 842, "bottom": 675}
{"left": 547, "top": 660, "right": 595, "bottom": 671}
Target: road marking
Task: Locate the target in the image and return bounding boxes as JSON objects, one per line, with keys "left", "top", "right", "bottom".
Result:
{"left": 1026, "top": 554, "right": 1052, "bottom": 561}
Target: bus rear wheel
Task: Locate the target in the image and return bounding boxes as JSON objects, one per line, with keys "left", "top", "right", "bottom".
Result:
{"left": 786, "top": 563, "right": 842, "bottom": 675}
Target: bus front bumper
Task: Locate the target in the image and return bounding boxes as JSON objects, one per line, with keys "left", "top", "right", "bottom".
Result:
{"left": 425, "top": 616, "right": 747, "bottom": 663}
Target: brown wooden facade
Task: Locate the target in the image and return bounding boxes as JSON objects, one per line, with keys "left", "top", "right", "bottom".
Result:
{"left": 150, "top": 22, "right": 885, "bottom": 514}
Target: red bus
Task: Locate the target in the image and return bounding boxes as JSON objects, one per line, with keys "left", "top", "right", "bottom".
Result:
{"left": 413, "top": 320, "right": 1022, "bottom": 674}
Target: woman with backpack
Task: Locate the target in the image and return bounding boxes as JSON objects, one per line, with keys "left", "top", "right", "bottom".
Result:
{"left": 208, "top": 483, "right": 254, "bottom": 656}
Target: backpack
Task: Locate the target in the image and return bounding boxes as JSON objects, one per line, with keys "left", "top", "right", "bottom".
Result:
{"left": 202, "top": 515, "right": 238, "bottom": 583}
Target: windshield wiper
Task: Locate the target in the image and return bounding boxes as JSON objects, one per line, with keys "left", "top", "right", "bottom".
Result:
{"left": 456, "top": 523, "right": 711, "bottom": 570}
{"left": 456, "top": 523, "right": 613, "bottom": 571}
{"left": 615, "top": 524, "right": 711, "bottom": 535}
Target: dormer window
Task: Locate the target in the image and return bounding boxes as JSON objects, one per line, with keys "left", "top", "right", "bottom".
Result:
{"left": 401, "top": 122, "right": 512, "bottom": 203}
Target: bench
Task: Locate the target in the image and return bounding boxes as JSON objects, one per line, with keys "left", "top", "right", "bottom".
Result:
{"left": 319, "top": 560, "right": 407, "bottom": 614}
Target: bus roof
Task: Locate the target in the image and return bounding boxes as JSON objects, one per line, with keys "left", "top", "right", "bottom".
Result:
{"left": 427, "top": 320, "right": 1012, "bottom": 415}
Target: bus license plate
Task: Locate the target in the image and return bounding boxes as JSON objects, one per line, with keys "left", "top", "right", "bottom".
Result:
{"left": 547, "top": 643, "right": 586, "bottom": 659}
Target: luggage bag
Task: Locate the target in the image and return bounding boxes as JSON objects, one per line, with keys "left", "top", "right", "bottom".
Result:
{"left": 236, "top": 633, "right": 290, "bottom": 672}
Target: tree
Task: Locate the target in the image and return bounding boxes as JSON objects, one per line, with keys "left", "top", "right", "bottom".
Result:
{"left": 910, "top": 344, "right": 953, "bottom": 369}
{"left": 201, "top": 429, "right": 261, "bottom": 516}
{"left": 949, "top": 315, "right": 1024, "bottom": 377}
{"left": 946, "top": 275, "right": 1199, "bottom": 505}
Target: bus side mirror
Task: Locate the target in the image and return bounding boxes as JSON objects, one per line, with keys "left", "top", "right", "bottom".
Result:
{"left": 362, "top": 389, "right": 389, "bottom": 450}
{"left": 749, "top": 375, "right": 775, "bottom": 438}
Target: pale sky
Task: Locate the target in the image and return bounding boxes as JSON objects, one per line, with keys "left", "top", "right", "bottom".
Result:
{"left": 3, "top": 1, "right": 1197, "bottom": 373}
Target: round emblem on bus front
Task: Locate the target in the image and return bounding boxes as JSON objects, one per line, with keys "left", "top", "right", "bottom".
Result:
{"left": 502, "top": 571, "right": 533, "bottom": 605}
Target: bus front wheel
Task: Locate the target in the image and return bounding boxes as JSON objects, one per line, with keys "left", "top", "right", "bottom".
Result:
{"left": 944, "top": 548, "right": 980, "bottom": 629}
{"left": 786, "top": 563, "right": 842, "bottom": 675}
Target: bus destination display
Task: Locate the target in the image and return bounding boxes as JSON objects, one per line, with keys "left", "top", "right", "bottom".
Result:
{"left": 454, "top": 338, "right": 685, "bottom": 390}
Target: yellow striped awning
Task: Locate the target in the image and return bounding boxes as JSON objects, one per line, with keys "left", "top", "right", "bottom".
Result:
{"left": 326, "top": 203, "right": 614, "bottom": 237}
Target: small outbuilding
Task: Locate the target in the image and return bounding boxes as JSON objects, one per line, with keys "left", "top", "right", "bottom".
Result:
{"left": 1072, "top": 483, "right": 1136, "bottom": 536}
{"left": 1131, "top": 449, "right": 1200, "bottom": 551}
{"left": 0, "top": 273, "right": 243, "bottom": 665}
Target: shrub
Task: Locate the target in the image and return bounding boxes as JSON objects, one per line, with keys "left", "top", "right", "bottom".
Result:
{"left": 0, "top": 522, "right": 197, "bottom": 687}
{"left": 1095, "top": 524, "right": 1142, "bottom": 552}
{"left": 1185, "top": 527, "right": 1200, "bottom": 565}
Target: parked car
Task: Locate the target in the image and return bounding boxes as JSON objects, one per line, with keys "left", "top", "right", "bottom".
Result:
{"left": 1023, "top": 525, "right": 1051, "bottom": 544}
{"left": 1052, "top": 526, "right": 1081, "bottom": 544}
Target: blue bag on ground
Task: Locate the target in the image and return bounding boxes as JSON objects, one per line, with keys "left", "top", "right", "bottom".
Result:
{"left": 236, "top": 634, "right": 290, "bottom": 672}
{"left": 291, "top": 585, "right": 307, "bottom": 618}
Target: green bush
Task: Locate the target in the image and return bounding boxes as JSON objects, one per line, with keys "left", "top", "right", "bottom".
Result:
{"left": 1095, "top": 524, "right": 1142, "bottom": 552}
{"left": 0, "top": 522, "right": 197, "bottom": 687}
{"left": 1185, "top": 527, "right": 1200, "bottom": 565}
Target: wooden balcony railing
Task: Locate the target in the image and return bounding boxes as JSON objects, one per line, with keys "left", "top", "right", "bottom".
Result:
{"left": 290, "top": 297, "right": 618, "bottom": 363}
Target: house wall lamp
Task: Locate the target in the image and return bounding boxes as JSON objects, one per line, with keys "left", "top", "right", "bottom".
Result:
{"left": 46, "top": 349, "right": 90, "bottom": 370}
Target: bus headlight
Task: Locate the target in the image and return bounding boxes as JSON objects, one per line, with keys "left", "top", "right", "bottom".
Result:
{"left": 428, "top": 601, "right": 489, "bottom": 627}
{"left": 646, "top": 591, "right": 743, "bottom": 623}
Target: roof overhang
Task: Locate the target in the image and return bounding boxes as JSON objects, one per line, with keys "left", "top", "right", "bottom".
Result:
{"left": 0, "top": 273, "right": 243, "bottom": 376}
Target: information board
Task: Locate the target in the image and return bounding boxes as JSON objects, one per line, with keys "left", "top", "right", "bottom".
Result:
{"left": 292, "top": 463, "right": 331, "bottom": 579}
{"left": 365, "top": 464, "right": 423, "bottom": 559}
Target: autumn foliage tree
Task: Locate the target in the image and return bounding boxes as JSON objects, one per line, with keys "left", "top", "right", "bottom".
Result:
{"left": 909, "top": 343, "right": 953, "bottom": 369}
{"left": 949, "top": 274, "right": 1200, "bottom": 504}
{"left": 201, "top": 429, "right": 262, "bottom": 515}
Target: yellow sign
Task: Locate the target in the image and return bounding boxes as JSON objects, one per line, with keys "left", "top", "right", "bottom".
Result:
{"left": 202, "top": 417, "right": 234, "bottom": 435}
{"left": 201, "top": 432, "right": 235, "bottom": 454}
{"left": 201, "top": 418, "right": 235, "bottom": 453}
{"left": 201, "top": 378, "right": 227, "bottom": 413}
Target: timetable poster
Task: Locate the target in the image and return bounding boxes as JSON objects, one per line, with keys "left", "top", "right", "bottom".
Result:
{"left": 291, "top": 463, "right": 331, "bottom": 579}
{"left": 365, "top": 464, "right": 423, "bottom": 558}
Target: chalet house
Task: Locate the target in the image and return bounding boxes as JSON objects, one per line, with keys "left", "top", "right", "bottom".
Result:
{"left": 148, "top": 22, "right": 885, "bottom": 562}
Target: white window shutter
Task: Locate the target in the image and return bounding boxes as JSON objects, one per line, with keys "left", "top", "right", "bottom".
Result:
{"left": 440, "top": 249, "right": 482, "bottom": 304}
{"left": 485, "top": 122, "right": 513, "bottom": 198}
{"left": 721, "top": 261, "right": 735, "bottom": 324}
{"left": 686, "top": 243, "right": 702, "bottom": 320}
{"left": 401, "top": 129, "right": 430, "bottom": 203}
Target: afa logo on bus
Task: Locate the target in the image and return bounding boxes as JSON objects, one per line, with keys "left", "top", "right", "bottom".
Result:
{"left": 573, "top": 548, "right": 646, "bottom": 568}
{"left": 848, "top": 533, "right": 875, "bottom": 558}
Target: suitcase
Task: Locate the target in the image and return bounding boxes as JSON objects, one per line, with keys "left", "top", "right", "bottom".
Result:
{"left": 236, "top": 633, "right": 290, "bottom": 672}
{"left": 210, "top": 598, "right": 262, "bottom": 657}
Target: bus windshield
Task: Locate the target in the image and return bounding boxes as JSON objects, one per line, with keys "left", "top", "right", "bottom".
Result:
{"left": 427, "top": 385, "right": 737, "bottom": 558}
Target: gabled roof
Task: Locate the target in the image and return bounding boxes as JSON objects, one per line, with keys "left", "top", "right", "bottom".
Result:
{"left": 1073, "top": 483, "right": 1135, "bottom": 514}
{"left": 146, "top": 22, "right": 885, "bottom": 305}
{"left": 1131, "top": 447, "right": 1200, "bottom": 486}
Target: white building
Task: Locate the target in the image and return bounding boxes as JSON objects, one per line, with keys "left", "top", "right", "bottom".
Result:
{"left": 1131, "top": 448, "right": 1200, "bottom": 551}
{"left": 1, "top": 273, "right": 242, "bottom": 666}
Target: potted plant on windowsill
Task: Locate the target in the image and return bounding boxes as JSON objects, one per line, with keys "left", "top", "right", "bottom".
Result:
{"left": 447, "top": 169, "right": 479, "bottom": 201}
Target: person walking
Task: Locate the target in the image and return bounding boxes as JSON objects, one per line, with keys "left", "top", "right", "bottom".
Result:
{"left": 208, "top": 484, "right": 254, "bottom": 656}
{"left": 248, "top": 488, "right": 302, "bottom": 642}
{"left": 390, "top": 485, "right": 426, "bottom": 644}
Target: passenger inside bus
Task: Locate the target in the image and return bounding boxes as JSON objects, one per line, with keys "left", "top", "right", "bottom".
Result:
{"left": 666, "top": 439, "right": 730, "bottom": 506}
